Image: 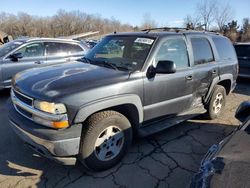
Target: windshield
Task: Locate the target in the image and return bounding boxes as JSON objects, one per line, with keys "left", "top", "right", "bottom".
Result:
{"left": 84, "top": 36, "right": 155, "bottom": 71}
{"left": 0, "top": 41, "right": 24, "bottom": 58}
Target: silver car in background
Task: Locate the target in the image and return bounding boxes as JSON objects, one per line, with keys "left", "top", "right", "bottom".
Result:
{"left": 0, "top": 38, "right": 89, "bottom": 89}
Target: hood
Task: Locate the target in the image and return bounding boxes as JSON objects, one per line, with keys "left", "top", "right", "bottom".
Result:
{"left": 13, "top": 62, "right": 130, "bottom": 101}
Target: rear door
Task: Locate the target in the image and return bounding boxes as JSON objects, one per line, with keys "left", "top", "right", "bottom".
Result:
{"left": 186, "top": 35, "right": 219, "bottom": 100}
{"left": 234, "top": 44, "right": 250, "bottom": 77}
{"left": 1, "top": 42, "right": 46, "bottom": 87}
{"left": 45, "top": 42, "right": 85, "bottom": 65}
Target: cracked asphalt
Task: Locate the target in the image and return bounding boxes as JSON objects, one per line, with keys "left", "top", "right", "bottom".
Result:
{"left": 0, "top": 79, "right": 249, "bottom": 188}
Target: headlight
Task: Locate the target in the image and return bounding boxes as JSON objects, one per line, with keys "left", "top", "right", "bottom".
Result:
{"left": 34, "top": 100, "right": 67, "bottom": 114}
{"left": 33, "top": 100, "right": 69, "bottom": 129}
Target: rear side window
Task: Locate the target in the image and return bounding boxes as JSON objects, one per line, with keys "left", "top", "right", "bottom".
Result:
{"left": 191, "top": 38, "right": 214, "bottom": 65}
{"left": 212, "top": 37, "right": 237, "bottom": 60}
{"left": 46, "top": 42, "right": 83, "bottom": 56}
{"left": 234, "top": 45, "right": 250, "bottom": 58}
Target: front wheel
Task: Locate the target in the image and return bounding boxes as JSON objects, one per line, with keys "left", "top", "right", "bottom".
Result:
{"left": 79, "top": 111, "right": 132, "bottom": 171}
{"left": 205, "top": 85, "right": 226, "bottom": 120}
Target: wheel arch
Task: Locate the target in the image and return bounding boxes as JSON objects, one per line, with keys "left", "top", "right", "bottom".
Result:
{"left": 204, "top": 74, "right": 233, "bottom": 104}
{"left": 74, "top": 95, "right": 143, "bottom": 129}
{"left": 217, "top": 79, "right": 231, "bottom": 95}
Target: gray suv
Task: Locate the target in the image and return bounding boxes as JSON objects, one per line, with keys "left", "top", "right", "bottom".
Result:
{"left": 8, "top": 29, "right": 238, "bottom": 171}
{"left": 0, "top": 38, "right": 89, "bottom": 89}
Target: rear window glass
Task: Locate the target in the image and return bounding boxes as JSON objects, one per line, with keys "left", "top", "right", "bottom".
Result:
{"left": 234, "top": 45, "right": 250, "bottom": 57}
{"left": 212, "top": 37, "right": 237, "bottom": 60}
{"left": 191, "top": 38, "right": 214, "bottom": 65}
{"left": 46, "top": 42, "right": 83, "bottom": 56}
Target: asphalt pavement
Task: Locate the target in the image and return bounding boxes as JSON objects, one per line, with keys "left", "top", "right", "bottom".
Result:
{"left": 0, "top": 79, "right": 249, "bottom": 188}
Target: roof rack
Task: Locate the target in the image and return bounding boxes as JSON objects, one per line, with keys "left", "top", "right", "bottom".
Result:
{"left": 141, "top": 27, "right": 193, "bottom": 33}
{"left": 141, "top": 27, "right": 220, "bottom": 35}
{"left": 141, "top": 27, "right": 190, "bottom": 32}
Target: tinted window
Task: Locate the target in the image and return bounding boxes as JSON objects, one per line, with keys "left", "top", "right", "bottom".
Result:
{"left": 191, "top": 38, "right": 214, "bottom": 65}
{"left": 155, "top": 38, "right": 189, "bottom": 69}
{"left": 234, "top": 45, "right": 250, "bottom": 57}
{"left": 212, "top": 37, "right": 237, "bottom": 60}
{"left": 16, "top": 43, "right": 45, "bottom": 58}
{"left": 46, "top": 42, "right": 83, "bottom": 56}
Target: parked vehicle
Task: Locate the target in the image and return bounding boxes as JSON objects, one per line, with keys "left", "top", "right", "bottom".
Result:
{"left": 0, "top": 38, "right": 89, "bottom": 89}
{"left": 190, "top": 101, "right": 250, "bottom": 188}
{"left": 0, "top": 31, "right": 13, "bottom": 45}
{"left": 8, "top": 28, "right": 238, "bottom": 171}
{"left": 234, "top": 42, "right": 250, "bottom": 78}
{"left": 85, "top": 39, "right": 98, "bottom": 48}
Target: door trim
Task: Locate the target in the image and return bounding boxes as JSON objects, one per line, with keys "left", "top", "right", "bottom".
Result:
{"left": 144, "top": 94, "right": 192, "bottom": 111}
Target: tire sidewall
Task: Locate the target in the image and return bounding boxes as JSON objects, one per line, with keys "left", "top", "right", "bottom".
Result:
{"left": 208, "top": 86, "right": 226, "bottom": 119}
{"left": 79, "top": 112, "right": 132, "bottom": 171}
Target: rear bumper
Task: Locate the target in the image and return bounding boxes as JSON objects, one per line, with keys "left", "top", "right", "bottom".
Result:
{"left": 8, "top": 100, "right": 82, "bottom": 165}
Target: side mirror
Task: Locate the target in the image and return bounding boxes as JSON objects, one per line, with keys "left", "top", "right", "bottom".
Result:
{"left": 155, "top": 60, "right": 176, "bottom": 74}
{"left": 147, "top": 60, "right": 176, "bottom": 79}
{"left": 235, "top": 101, "right": 250, "bottom": 122}
{"left": 9, "top": 52, "right": 23, "bottom": 62}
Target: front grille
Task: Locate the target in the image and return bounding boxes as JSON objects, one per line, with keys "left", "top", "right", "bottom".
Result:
{"left": 13, "top": 90, "right": 33, "bottom": 106}
{"left": 15, "top": 105, "right": 32, "bottom": 119}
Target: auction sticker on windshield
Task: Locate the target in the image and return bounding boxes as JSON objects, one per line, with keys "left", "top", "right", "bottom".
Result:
{"left": 135, "top": 38, "right": 154, "bottom": 45}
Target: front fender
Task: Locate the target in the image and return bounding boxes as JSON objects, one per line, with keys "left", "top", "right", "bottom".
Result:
{"left": 74, "top": 94, "right": 143, "bottom": 124}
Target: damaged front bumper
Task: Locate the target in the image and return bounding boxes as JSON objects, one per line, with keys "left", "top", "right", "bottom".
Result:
{"left": 8, "top": 100, "right": 82, "bottom": 165}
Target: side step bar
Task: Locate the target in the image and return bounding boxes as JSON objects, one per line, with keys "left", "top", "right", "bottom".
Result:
{"left": 138, "top": 106, "right": 206, "bottom": 137}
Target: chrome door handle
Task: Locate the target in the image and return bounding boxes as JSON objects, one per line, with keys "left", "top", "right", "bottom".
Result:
{"left": 185, "top": 75, "right": 193, "bottom": 80}
{"left": 212, "top": 70, "right": 217, "bottom": 74}
{"left": 34, "top": 61, "right": 44, "bottom": 64}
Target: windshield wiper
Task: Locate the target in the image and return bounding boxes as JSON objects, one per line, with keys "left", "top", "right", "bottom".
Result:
{"left": 77, "top": 56, "right": 92, "bottom": 64}
{"left": 116, "top": 65, "right": 130, "bottom": 71}
{"left": 94, "top": 60, "right": 118, "bottom": 70}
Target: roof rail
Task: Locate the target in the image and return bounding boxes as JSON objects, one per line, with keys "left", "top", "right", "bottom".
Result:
{"left": 141, "top": 27, "right": 192, "bottom": 33}
{"left": 141, "top": 27, "right": 221, "bottom": 35}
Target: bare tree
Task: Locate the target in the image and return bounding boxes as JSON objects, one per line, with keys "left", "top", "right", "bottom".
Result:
{"left": 141, "top": 13, "right": 157, "bottom": 29}
{"left": 197, "top": 0, "right": 218, "bottom": 30}
{"left": 222, "top": 20, "right": 239, "bottom": 42}
{"left": 0, "top": 10, "right": 133, "bottom": 38}
{"left": 241, "top": 18, "right": 250, "bottom": 41}
{"left": 215, "top": 3, "right": 234, "bottom": 31}
{"left": 184, "top": 14, "right": 201, "bottom": 29}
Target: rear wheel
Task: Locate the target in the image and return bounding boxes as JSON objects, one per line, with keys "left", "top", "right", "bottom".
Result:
{"left": 79, "top": 111, "right": 132, "bottom": 171}
{"left": 205, "top": 85, "right": 226, "bottom": 120}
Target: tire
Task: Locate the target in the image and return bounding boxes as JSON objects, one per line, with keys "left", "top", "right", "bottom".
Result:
{"left": 205, "top": 85, "right": 226, "bottom": 120}
{"left": 78, "top": 111, "right": 132, "bottom": 171}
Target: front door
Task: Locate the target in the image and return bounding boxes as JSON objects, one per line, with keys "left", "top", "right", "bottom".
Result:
{"left": 143, "top": 36, "right": 194, "bottom": 121}
{"left": 2, "top": 42, "right": 46, "bottom": 87}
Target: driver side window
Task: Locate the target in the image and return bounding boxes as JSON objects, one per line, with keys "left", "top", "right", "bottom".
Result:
{"left": 15, "top": 43, "right": 45, "bottom": 58}
{"left": 155, "top": 38, "right": 189, "bottom": 70}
